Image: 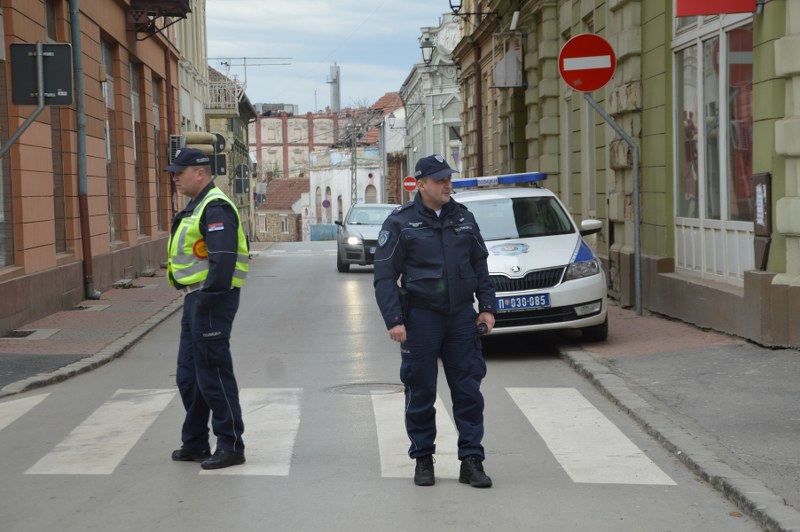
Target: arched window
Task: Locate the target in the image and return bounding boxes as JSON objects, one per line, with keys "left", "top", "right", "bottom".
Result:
{"left": 365, "top": 184, "right": 377, "bottom": 203}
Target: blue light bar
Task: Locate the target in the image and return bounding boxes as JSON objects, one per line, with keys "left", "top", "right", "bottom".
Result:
{"left": 451, "top": 172, "right": 547, "bottom": 189}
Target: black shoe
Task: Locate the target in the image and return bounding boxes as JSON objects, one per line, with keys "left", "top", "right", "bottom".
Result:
{"left": 201, "top": 449, "right": 246, "bottom": 470}
{"left": 414, "top": 455, "right": 435, "bottom": 486}
{"left": 171, "top": 447, "right": 211, "bottom": 462}
{"left": 459, "top": 455, "right": 492, "bottom": 488}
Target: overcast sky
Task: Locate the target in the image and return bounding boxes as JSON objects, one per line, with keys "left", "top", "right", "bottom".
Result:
{"left": 205, "top": 1, "right": 450, "bottom": 114}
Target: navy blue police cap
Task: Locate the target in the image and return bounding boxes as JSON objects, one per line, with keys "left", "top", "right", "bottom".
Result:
{"left": 165, "top": 148, "right": 211, "bottom": 172}
{"left": 414, "top": 154, "right": 456, "bottom": 181}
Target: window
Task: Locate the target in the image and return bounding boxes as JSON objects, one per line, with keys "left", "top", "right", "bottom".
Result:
{"left": 673, "top": 14, "right": 754, "bottom": 284}
{"left": 101, "top": 38, "right": 121, "bottom": 242}
{"left": 280, "top": 215, "right": 289, "bottom": 234}
{"left": 45, "top": 0, "right": 58, "bottom": 41}
{"left": 152, "top": 77, "right": 167, "bottom": 230}
{"left": 130, "top": 62, "right": 146, "bottom": 235}
{"left": 364, "top": 184, "right": 377, "bottom": 203}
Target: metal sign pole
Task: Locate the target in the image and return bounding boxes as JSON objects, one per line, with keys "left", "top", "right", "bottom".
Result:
{"left": 583, "top": 92, "right": 642, "bottom": 316}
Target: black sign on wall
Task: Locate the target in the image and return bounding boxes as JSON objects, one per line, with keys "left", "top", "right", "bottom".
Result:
{"left": 10, "top": 43, "right": 74, "bottom": 106}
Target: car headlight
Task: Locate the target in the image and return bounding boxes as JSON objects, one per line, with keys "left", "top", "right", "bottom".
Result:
{"left": 565, "top": 257, "right": 600, "bottom": 280}
{"left": 346, "top": 236, "right": 361, "bottom": 246}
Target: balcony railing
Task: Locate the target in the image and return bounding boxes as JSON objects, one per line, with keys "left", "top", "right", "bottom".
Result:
{"left": 207, "top": 81, "right": 242, "bottom": 111}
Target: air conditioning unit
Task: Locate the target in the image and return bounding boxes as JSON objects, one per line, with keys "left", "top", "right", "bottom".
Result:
{"left": 168, "top": 134, "right": 186, "bottom": 163}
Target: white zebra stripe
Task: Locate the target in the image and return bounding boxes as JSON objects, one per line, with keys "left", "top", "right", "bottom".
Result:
{"left": 507, "top": 387, "right": 676, "bottom": 485}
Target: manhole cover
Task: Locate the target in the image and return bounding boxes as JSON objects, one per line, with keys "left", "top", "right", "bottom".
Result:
{"left": 327, "top": 382, "right": 404, "bottom": 395}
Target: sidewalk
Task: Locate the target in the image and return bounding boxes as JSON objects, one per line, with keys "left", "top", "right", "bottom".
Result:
{"left": 0, "top": 265, "right": 798, "bottom": 530}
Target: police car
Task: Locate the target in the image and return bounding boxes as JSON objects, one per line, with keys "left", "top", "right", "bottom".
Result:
{"left": 453, "top": 172, "right": 608, "bottom": 341}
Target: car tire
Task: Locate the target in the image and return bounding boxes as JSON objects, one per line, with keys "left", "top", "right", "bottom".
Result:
{"left": 581, "top": 316, "right": 608, "bottom": 342}
{"left": 336, "top": 252, "right": 350, "bottom": 273}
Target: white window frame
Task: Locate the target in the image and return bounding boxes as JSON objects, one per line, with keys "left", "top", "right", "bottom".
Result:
{"left": 672, "top": 12, "right": 754, "bottom": 287}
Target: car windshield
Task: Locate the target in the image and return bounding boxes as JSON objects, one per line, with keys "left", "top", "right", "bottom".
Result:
{"left": 465, "top": 196, "right": 574, "bottom": 241}
{"left": 347, "top": 206, "right": 395, "bottom": 225}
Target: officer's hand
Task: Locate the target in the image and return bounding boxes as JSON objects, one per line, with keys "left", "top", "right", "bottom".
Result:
{"left": 388, "top": 324, "right": 407, "bottom": 343}
{"left": 477, "top": 312, "right": 495, "bottom": 334}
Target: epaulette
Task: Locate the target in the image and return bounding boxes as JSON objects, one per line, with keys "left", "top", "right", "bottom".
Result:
{"left": 391, "top": 202, "right": 414, "bottom": 215}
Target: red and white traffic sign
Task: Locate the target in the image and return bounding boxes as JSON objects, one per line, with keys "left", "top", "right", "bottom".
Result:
{"left": 403, "top": 176, "right": 417, "bottom": 192}
{"left": 558, "top": 34, "right": 616, "bottom": 92}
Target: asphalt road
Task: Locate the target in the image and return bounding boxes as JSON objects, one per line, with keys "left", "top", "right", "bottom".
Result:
{"left": 0, "top": 241, "right": 761, "bottom": 531}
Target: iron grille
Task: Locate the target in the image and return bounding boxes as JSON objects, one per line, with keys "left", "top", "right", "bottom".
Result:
{"left": 490, "top": 266, "right": 565, "bottom": 292}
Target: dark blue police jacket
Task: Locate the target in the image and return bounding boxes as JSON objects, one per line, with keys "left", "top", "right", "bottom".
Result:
{"left": 373, "top": 194, "right": 496, "bottom": 330}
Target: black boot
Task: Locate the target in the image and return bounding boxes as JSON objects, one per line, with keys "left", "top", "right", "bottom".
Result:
{"left": 414, "top": 455, "right": 435, "bottom": 486}
{"left": 459, "top": 455, "right": 492, "bottom": 488}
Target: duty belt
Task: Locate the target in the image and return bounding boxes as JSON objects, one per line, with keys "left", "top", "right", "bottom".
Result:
{"left": 179, "top": 281, "right": 204, "bottom": 295}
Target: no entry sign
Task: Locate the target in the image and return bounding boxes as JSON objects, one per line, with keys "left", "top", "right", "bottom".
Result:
{"left": 558, "top": 34, "right": 616, "bottom": 92}
{"left": 403, "top": 176, "right": 417, "bottom": 192}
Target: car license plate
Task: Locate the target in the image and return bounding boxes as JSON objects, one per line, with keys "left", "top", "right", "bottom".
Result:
{"left": 495, "top": 293, "right": 550, "bottom": 312}
{"left": 368, "top": 246, "right": 376, "bottom": 254}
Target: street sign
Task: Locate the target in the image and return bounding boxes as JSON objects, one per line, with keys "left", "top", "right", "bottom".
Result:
{"left": 403, "top": 176, "right": 416, "bottom": 192}
{"left": 558, "top": 34, "right": 616, "bottom": 92}
{"left": 10, "top": 42, "right": 74, "bottom": 106}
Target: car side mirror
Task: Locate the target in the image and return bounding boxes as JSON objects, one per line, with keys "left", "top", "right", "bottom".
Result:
{"left": 579, "top": 219, "right": 603, "bottom": 236}
{"left": 334, "top": 220, "right": 343, "bottom": 227}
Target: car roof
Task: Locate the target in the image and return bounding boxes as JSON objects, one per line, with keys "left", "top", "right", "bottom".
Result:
{"left": 454, "top": 186, "right": 556, "bottom": 202}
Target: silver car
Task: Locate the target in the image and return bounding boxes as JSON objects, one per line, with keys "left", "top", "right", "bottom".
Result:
{"left": 335, "top": 203, "right": 399, "bottom": 272}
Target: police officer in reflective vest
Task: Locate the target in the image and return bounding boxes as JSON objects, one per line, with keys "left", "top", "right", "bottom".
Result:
{"left": 373, "top": 154, "right": 496, "bottom": 487}
{"left": 166, "top": 148, "right": 250, "bottom": 470}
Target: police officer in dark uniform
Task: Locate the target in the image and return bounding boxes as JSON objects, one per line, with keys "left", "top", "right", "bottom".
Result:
{"left": 373, "top": 154, "right": 496, "bottom": 488}
{"left": 166, "top": 148, "right": 250, "bottom": 470}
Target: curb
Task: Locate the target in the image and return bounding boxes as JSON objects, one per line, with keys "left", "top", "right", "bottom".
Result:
{"left": 0, "top": 298, "right": 184, "bottom": 399}
{"left": 561, "top": 348, "right": 800, "bottom": 532}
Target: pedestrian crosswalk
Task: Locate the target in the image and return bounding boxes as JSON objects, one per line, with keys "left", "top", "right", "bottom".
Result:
{"left": 0, "top": 387, "right": 675, "bottom": 485}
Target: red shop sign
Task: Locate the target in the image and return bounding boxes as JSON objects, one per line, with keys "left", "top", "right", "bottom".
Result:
{"left": 675, "top": 0, "right": 756, "bottom": 17}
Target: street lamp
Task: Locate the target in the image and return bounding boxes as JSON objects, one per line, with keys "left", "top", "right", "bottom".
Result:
{"left": 420, "top": 37, "right": 435, "bottom": 65}
{"left": 448, "top": 0, "right": 499, "bottom": 19}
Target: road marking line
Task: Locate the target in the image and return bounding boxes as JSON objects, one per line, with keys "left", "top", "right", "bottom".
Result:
{"left": 201, "top": 388, "right": 302, "bottom": 476}
{"left": 507, "top": 387, "right": 676, "bottom": 485}
{"left": 0, "top": 394, "right": 49, "bottom": 432}
{"left": 371, "top": 391, "right": 460, "bottom": 479}
{"left": 26, "top": 389, "right": 176, "bottom": 475}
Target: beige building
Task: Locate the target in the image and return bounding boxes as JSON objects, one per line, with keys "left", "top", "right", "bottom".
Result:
{"left": 0, "top": 0, "right": 187, "bottom": 334}
{"left": 448, "top": 0, "right": 799, "bottom": 347}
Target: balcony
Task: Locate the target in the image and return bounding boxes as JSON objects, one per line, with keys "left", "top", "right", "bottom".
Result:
{"left": 127, "top": 0, "right": 191, "bottom": 40}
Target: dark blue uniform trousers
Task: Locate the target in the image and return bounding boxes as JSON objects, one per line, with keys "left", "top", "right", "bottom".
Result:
{"left": 401, "top": 305, "right": 487, "bottom": 460}
{"left": 176, "top": 289, "right": 244, "bottom": 454}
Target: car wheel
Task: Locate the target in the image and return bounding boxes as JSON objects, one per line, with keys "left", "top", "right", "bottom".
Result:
{"left": 581, "top": 316, "right": 608, "bottom": 342}
{"left": 336, "top": 251, "right": 350, "bottom": 273}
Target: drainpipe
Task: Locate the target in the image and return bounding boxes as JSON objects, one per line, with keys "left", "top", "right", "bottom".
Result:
{"left": 69, "top": 0, "right": 100, "bottom": 299}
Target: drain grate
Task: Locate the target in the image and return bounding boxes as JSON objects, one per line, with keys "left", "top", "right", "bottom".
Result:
{"left": 327, "top": 382, "right": 404, "bottom": 395}
{"left": 3, "top": 330, "right": 34, "bottom": 338}
{"left": 1, "top": 328, "right": 60, "bottom": 340}
{"left": 70, "top": 304, "right": 111, "bottom": 311}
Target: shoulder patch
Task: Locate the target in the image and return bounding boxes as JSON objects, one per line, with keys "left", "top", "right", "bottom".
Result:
{"left": 378, "top": 230, "right": 391, "bottom": 247}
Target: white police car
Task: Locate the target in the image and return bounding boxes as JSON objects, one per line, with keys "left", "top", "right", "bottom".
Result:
{"left": 453, "top": 173, "right": 608, "bottom": 341}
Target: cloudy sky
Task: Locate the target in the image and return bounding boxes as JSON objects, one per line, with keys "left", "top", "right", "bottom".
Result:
{"left": 206, "top": 0, "right": 451, "bottom": 113}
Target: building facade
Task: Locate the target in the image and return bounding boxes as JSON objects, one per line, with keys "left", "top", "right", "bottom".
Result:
{"left": 0, "top": 0, "right": 185, "bottom": 335}
{"left": 400, "top": 13, "right": 463, "bottom": 178}
{"left": 445, "top": 0, "right": 799, "bottom": 347}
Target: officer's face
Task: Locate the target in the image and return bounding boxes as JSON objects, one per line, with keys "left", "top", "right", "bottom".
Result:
{"left": 418, "top": 176, "right": 452, "bottom": 211}
{"left": 171, "top": 166, "right": 210, "bottom": 200}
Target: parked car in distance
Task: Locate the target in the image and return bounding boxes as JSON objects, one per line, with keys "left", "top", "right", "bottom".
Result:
{"left": 335, "top": 203, "right": 399, "bottom": 273}
{"left": 453, "top": 173, "right": 608, "bottom": 341}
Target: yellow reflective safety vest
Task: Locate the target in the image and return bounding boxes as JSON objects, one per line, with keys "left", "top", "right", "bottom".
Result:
{"left": 167, "top": 187, "right": 249, "bottom": 288}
